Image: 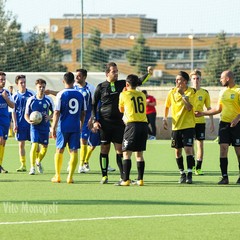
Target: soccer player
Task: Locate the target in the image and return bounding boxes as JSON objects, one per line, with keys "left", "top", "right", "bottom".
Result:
{"left": 92, "top": 62, "right": 152, "bottom": 184}
{"left": 163, "top": 71, "right": 196, "bottom": 184}
{"left": 12, "top": 75, "right": 35, "bottom": 172}
{"left": 0, "top": 72, "right": 15, "bottom": 173}
{"left": 142, "top": 89, "right": 157, "bottom": 140}
{"left": 73, "top": 69, "right": 95, "bottom": 173}
{"left": 25, "top": 79, "right": 54, "bottom": 175}
{"left": 117, "top": 74, "right": 148, "bottom": 186}
{"left": 51, "top": 72, "right": 86, "bottom": 183}
{"left": 190, "top": 69, "right": 214, "bottom": 175}
{"left": 195, "top": 70, "right": 240, "bottom": 184}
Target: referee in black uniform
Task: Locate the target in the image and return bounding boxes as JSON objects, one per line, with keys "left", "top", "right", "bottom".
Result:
{"left": 92, "top": 62, "right": 152, "bottom": 184}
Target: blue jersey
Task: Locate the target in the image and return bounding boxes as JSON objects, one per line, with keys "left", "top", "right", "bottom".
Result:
{"left": 55, "top": 88, "right": 86, "bottom": 133}
{"left": 25, "top": 95, "right": 54, "bottom": 132}
{"left": 0, "top": 89, "right": 13, "bottom": 127}
{"left": 13, "top": 89, "right": 35, "bottom": 128}
{"left": 74, "top": 82, "right": 95, "bottom": 118}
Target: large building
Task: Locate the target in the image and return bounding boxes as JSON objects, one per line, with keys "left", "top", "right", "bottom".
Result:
{"left": 49, "top": 14, "right": 240, "bottom": 83}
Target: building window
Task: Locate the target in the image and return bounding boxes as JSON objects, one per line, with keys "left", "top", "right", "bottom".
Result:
{"left": 64, "top": 27, "right": 72, "bottom": 40}
{"left": 62, "top": 50, "right": 72, "bottom": 62}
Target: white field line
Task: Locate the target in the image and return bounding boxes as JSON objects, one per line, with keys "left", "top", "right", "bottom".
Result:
{"left": 1, "top": 211, "right": 240, "bottom": 225}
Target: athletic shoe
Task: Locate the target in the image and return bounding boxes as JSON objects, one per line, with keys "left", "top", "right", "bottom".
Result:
{"left": 29, "top": 167, "right": 35, "bottom": 175}
{"left": 186, "top": 172, "right": 193, "bottom": 184}
{"left": 100, "top": 176, "right": 108, "bottom": 184}
{"left": 36, "top": 162, "right": 43, "bottom": 174}
{"left": 51, "top": 175, "right": 61, "bottom": 183}
{"left": 107, "top": 165, "right": 116, "bottom": 172}
{"left": 195, "top": 169, "right": 204, "bottom": 175}
{"left": 0, "top": 165, "right": 8, "bottom": 173}
{"left": 78, "top": 166, "right": 86, "bottom": 173}
{"left": 178, "top": 173, "right": 186, "bottom": 183}
{"left": 67, "top": 177, "right": 74, "bottom": 184}
{"left": 131, "top": 179, "right": 144, "bottom": 186}
{"left": 148, "top": 135, "right": 156, "bottom": 140}
{"left": 218, "top": 177, "right": 229, "bottom": 185}
{"left": 236, "top": 177, "right": 240, "bottom": 184}
{"left": 84, "top": 163, "right": 90, "bottom": 172}
{"left": 16, "top": 166, "right": 27, "bottom": 172}
{"left": 115, "top": 180, "right": 130, "bottom": 186}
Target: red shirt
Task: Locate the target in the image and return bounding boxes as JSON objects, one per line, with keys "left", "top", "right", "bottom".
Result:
{"left": 146, "top": 95, "right": 156, "bottom": 114}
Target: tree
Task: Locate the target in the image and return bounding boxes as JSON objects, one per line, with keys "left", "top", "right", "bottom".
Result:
{"left": 22, "top": 30, "right": 67, "bottom": 72}
{"left": 126, "top": 34, "right": 157, "bottom": 74}
{"left": 204, "top": 31, "right": 240, "bottom": 85}
{"left": 0, "top": 0, "right": 66, "bottom": 72}
{"left": 84, "top": 28, "right": 108, "bottom": 71}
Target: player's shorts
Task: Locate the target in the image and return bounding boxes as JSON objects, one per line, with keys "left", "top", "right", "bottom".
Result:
{"left": 56, "top": 131, "right": 80, "bottom": 150}
{"left": 122, "top": 122, "right": 148, "bottom": 152}
{"left": 15, "top": 126, "right": 31, "bottom": 141}
{"left": 0, "top": 124, "right": 10, "bottom": 140}
{"left": 81, "top": 124, "right": 91, "bottom": 140}
{"left": 30, "top": 128, "right": 49, "bottom": 145}
{"left": 171, "top": 128, "right": 195, "bottom": 149}
{"left": 194, "top": 123, "right": 206, "bottom": 141}
{"left": 99, "top": 120, "right": 125, "bottom": 145}
{"left": 88, "top": 131, "right": 101, "bottom": 147}
{"left": 218, "top": 121, "right": 240, "bottom": 146}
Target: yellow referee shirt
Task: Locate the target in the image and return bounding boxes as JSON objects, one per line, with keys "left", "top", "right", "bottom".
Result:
{"left": 194, "top": 88, "right": 211, "bottom": 124}
{"left": 165, "top": 87, "right": 196, "bottom": 130}
{"left": 119, "top": 89, "right": 147, "bottom": 123}
{"left": 218, "top": 85, "right": 240, "bottom": 123}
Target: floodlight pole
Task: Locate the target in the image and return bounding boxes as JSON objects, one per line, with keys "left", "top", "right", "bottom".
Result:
{"left": 80, "top": 0, "right": 84, "bottom": 68}
{"left": 188, "top": 34, "right": 194, "bottom": 71}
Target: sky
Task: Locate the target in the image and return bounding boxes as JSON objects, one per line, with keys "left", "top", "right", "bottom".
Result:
{"left": 4, "top": 0, "right": 240, "bottom": 34}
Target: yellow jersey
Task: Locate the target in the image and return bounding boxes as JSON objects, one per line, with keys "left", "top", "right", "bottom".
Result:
{"left": 194, "top": 88, "right": 211, "bottom": 124}
{"left": 218, "top": 85, "right": 240, "bottom": 123}
{"left": 119, "top": 89, "right": 147, "bottom": 123}
{"left": 165, "top": 87, "right": 196, "bottom": 130}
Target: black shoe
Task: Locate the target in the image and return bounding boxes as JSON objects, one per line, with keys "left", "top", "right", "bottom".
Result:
{"left": 218, "top": 177, "right": 229, "bottom": 185}
{"left": 186, "top": 172, "right": 193, "bottom": 184}
{"left": 0, "top": 165, "right": 8, "bottom": 173}
{"left": 178, "top": 173, "right": 186, "bottom": 183}
{"left": 236, "top": 177, "right": 240, "bottom": 184}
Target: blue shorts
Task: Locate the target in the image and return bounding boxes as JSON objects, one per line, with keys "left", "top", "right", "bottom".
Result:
{"left": 0, "top": 124, "right": 10, "bottom": 140}
{"left": 88, "top": 131, "right": 101, "bottom": 147}
{"left": 56, "top": 131, "right": 80, "bottom": 150}
{"left": 15, "top": 126, "right": 31, "bottom": 141}
{"left": 81, "top": 123, "right": 91, "bottom": 140}
{"left": 30, "top": 128, "right": 49, "bottom": 145}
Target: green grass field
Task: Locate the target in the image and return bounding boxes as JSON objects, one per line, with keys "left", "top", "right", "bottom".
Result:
{"left": 1, "top": 138, "right": 240, "bottom": 240}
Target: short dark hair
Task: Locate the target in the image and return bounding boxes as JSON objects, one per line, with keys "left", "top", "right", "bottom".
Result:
{"left": 64, "top": 72, "right": 75, "bottom": 84}
{"left": 76, "top": 68, "right": 87, "bottom": 77}
{"left": 35, "top": 79, "right": 46, "bottom": 85}
{"left": 126, "top": 74, "right": 140, "bottom": 87}
{"left": 0, "top": 71, "right": 6, "bottom": 77}
{"left": 105, "top": 62, "right": 117, "bottom": 74}
{"left": 142, "top": 90, "right": 147, "bottom": 95}
{"left": 178, "top": 71, "right": 190, "bottom": 82}
{"left": 15, "top": 75, "right": 26, "bottom": 84}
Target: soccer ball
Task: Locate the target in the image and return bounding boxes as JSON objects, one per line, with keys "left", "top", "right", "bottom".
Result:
{"left": 30, "top": 111, "right": 42, "bottom": 125}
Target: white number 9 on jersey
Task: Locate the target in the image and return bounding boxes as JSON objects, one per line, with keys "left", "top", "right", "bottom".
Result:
{"left": 69, "top": 98, "right": 79, "bottom": 114}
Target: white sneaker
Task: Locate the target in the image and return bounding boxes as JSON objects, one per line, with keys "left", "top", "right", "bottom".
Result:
{"left": 107, "top": 165, "right": 116, "bottom": 172}
{"left": 78, "top": 166, "right": 86, "bottom": 173}
{"left": 29, "top": 167, "right": 35, "bottom": 175}
{"left": 36, "top": 162, "right": 43, "bottom": 174}
{"left": 84, "top": 163, "right": 90, "bottom": 172}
